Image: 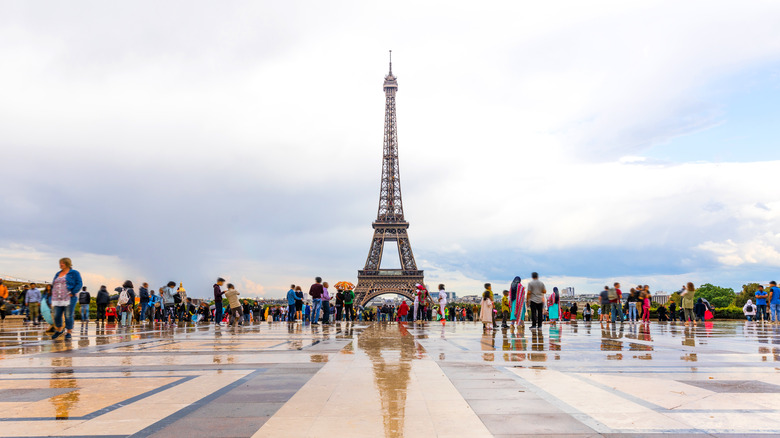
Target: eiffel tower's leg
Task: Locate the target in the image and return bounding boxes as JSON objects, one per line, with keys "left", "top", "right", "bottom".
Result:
{"left": 364, "top": 236, "right": 384, "bottom": 271}
{"left": 397, "top": 237, "right": 417, "bottom": 271}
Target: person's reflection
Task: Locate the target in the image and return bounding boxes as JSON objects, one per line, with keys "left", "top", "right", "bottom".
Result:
{"left": 626, "top": 323, "right": 637, "bottom": 340}
{"left": 504, "top": 327, "right": 527, "bottom": 362}
{"left": 530, "top": 328, "right": 546, "bottom": 362}
{"left": 705, "top": 321, "right": 713, "bottom": 336}
{"left": 50, "top": 358, "right": 79, "bottom": 419}
{"left": 601, "top": 323, "right": 624, "bottom": 354}
{"left": 481, "top": 329, "right": 496, "bottom": 361}
{"left": 639, "top": 323, "right": 652, "bottom": 342}
{"left": 682, "top": 327, "right": 695, "bottom": 347}
{"left": 502, "top": 327, "right": 510, "bottom": 351}
{"left": 549, "top": 325, "right": 561, "bottom": 351}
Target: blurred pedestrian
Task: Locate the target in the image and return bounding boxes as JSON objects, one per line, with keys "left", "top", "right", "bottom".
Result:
{"left": 139, "top": 282, "right": 150, "bottom": 323}
{"left": 309, "top": 277, "right": 324, "bottom": 325}
{"left": 51, "top": 258, "right": 83, "bottom": 340}
{"left": 743, "top": 299, "right": 756, "bottom": 321}
{"left": 213, "top": 277, "right": 226, "bottom": 325}
{"left": 287, "top": 285, "right": 296, "bottom": 322}
{"left": 682, "top": 282, "right": 696, "bottom": 326}
{"left": 118, "top": 281, "right": 134, "bottom": 326}
{"left": 480, "top": 289, "right": 494, "bottom": 331}
{"left": 26, "top": 283, "right": 41, "bottom": 325}
{"left": 78, "top": 286, "right": 91, "bottom": 322}
{"left": 527, "top": 273, "right": 547, "bottom": 329}
{"left": 96, "top": 285, "right": 110, "bottom": 324}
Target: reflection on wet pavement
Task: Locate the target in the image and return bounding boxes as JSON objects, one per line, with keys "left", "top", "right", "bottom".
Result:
{"left": 4, "top": 320, "right": 780, "bottom": 436}
{"left": 358, "top": 324, "right": 415, "bottom": 438}
{"left": 50, "top": 358, "right": 79, "bottom": 420}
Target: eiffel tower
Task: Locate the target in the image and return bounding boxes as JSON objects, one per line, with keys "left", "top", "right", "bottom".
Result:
{"left": 354, "top": 52, "right": 424, "bottom": 306}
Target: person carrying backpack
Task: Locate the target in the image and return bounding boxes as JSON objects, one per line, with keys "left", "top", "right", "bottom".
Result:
{"left": 161, "top": 281, "right": 176, "bottom": 324}
{"left": 344, "top": 288, "right": 355, "bottom": 321}
{"left": 743, "top": 299, "right": 757, "bottom": 321}
{"left": 117, "top": 281, "right": 134, "bottom": 327}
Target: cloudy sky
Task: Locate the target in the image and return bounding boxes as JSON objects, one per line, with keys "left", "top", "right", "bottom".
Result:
{"left": 2, "top": 1, "right": 779, "bottom": 299}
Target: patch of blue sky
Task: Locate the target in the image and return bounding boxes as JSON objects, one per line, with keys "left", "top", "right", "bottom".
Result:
{"left": 643, "top": 64, "right": 780, "bottom": 164}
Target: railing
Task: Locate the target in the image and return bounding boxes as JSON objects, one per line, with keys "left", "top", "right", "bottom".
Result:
{"left": 358, "top": 270, "right": 423, "bottom": 277}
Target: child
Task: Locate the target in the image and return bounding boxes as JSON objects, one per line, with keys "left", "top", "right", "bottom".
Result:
{"left": 501, "top": 290, "right": 510, "bottom": 328}
{"left": 224, "top": 284, "right": 242, "bottom": 327}
{"left": 106, "top": 305, "right": 117, "bottom": 323}
{"left": 642, "top": 290, "right": 651, "bottom": 323}
{"left": 480, "top": 290, "right": 494, "bottom": 331}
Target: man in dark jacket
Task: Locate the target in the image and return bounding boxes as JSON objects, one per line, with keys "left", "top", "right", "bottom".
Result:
{"left": 309, "top": 277, "right": 324, "bottom": 325}
{"left": 213, "top": 278, "right": 225, "bottom": 325}
{"left": 242, "top": 300, "right": 252, "bottom": 324}
{"left": 139, "top": 283, "right": 150, "bottom": 323}
{"left": 335, "top": 289, "right": 345, "bottom": 322}
{"left": 96, "top": 286, "right": 110, "bottom": 324}
{"left": 78, "top": 287, "right": 91, "bottom": 322}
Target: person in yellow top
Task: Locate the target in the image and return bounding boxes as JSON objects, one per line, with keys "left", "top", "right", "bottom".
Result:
{"left": 501, "top": 290, "right": 511, "bottom": 328}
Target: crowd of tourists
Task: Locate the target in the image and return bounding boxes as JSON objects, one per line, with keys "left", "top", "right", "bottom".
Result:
{"left": 4, "top": 259, "right": 780, "bottom": 341}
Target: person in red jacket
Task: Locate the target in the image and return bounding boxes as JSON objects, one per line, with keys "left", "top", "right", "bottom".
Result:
{"left": 105, "top": 306, "right": 118, "bottom": 323}
{"left": 398, "top": 301, "right": 409, "bottom": 322}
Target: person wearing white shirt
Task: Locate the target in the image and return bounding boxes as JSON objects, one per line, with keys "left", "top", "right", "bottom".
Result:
{"left": 437, "top": 284, "right": 448, "bottom": 323}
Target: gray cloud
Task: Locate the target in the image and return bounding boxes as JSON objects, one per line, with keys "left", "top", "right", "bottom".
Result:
{"left": 3, "top": 1, "right": 780, "bottom": 297}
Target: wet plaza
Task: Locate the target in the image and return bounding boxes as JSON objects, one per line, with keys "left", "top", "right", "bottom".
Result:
{"left": 1, "top": 320, "right": 780, "bottom": 437}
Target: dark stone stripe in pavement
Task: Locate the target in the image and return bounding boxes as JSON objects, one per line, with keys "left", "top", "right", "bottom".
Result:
{"left": 437, "top": 363, "right": 600, "bottom": 436}
{"left": 131, "top": 365, "right": 323, "bottom": 438}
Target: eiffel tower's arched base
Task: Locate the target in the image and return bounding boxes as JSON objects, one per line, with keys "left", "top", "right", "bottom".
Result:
{"left": 354, "top": 271, "right": 424, "bottom": 307}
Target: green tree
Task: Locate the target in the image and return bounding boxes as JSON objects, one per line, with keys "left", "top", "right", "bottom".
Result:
{"left": 695, "top": 283, "right": 736, "bottom": 308}
{"left": 669, "top": 292, "right": 682, "bottom": 306}
{"left": 735, "top": 283, "right": 761, "bottom": 308}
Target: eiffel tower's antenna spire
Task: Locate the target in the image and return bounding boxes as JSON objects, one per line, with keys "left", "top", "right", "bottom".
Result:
{"left": 388, "top": 50, "right": 392, "bottom": 75}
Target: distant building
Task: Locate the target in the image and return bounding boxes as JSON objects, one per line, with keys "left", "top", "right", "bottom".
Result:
{"left": 562, "top": 287, "right": 575, "bottom": 297}
{"left": 562, "top": 294, "right": 599, "bottom": 304}
{"left": 651, "top": 294, "right": 669, "bottom": 305}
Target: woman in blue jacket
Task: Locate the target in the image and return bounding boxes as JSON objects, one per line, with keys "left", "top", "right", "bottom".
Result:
{"left": 51, "top": 257, "right": 83, "bottom": 340}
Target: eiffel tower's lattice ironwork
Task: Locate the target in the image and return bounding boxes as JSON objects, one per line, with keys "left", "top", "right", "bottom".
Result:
{"left": 354, "top": 52, "right": 424, "bottom": 306}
